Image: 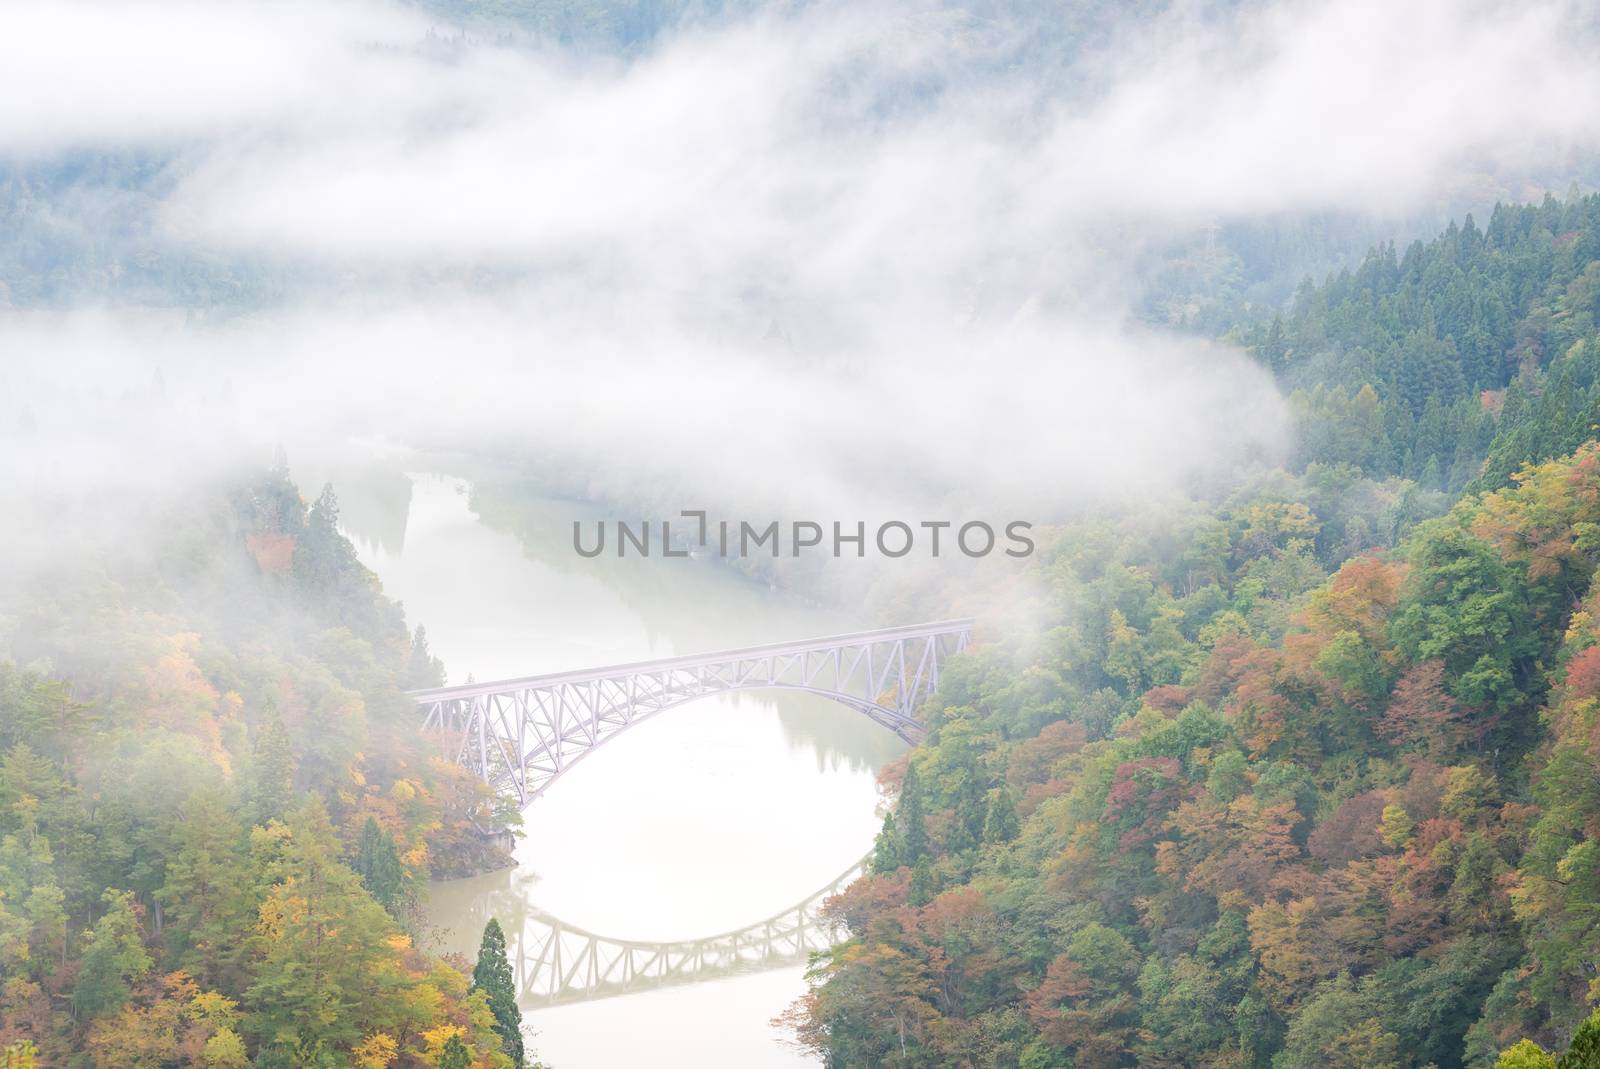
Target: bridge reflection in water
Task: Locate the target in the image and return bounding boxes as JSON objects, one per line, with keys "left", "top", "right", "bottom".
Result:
{"left": 414, "top": 624, "right": 963, "bottom": 1007}
{"left": 494, "top": 856, "right": 866, "bottom": 1007}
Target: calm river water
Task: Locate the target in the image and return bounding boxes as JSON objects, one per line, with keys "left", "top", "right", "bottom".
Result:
{"left": 344, "top": 473, "right": 903, "bottom": 1069}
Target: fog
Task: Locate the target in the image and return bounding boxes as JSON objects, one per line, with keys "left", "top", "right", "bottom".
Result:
{"left": 3, "top": 0, "right": 1599, "bottom": 533}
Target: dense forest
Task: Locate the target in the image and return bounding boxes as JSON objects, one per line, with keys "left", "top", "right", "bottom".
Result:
{"left": 6, "top": 0, "right": 1600, "bottom": 1064}
{"left": 784, "top": 194, "right": 1600, "bottom": 1069}
{"left": 0, "top": 467, "right": 532, "bottom": 1067}
{"left": 6, "top": 179, "right": 1600, "bottom": 1069}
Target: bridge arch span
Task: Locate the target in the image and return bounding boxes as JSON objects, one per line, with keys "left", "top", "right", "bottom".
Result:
{"left": 411, "top": 619, "right": 974, "bottom": 807}
{"left": 450, "top": 854, "right": 869, "bottom": 1006}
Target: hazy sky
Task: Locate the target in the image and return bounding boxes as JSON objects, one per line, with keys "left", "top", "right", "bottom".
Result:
{"left": 3, "top": 0, "right": 1599, "bottom": 520}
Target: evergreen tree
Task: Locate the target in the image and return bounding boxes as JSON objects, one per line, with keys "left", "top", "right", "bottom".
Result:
{"left": 471, "top": 918, "right": 525, "bottom": 1068}
{"left": 251, "top": 712, "right": 294, "bottom": 824}
{"left": 897, "top": 762, "right": 928, "bottom": 865}
{"left": 405, "top": 625, "right": 446, "bottom": 689}
{"left": 439, "top": 1035, "right": 471, "bottom": 1069}
{"left": 954, "top": 767, "right": 987, "bottom": 846}
{"left": 158, "top": 790, "right": 253, "bottom": 990}
{"left": 871, "top": 810, "right": 903, "bottom": 874}
{"left": 1560, "top": 1011, "right": 1600, "bottom": 1069}
{"left": 297, "top": 485, "right": 344, "bottom": 590}
{"left": 353, "top": 817, "right": 407, "bottom": 917}
{"left": 983, "top": 785, "right": 1020, "bottom": 844}
{"left": 908, "top": 855, "right": 934, "bottom": 908}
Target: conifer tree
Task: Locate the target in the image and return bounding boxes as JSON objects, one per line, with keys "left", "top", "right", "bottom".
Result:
{"left": 1560, "top": 1011, "right": 1600, "bottom": 1069}
{"left": 983, "top": 785, "right": 1020, "bottom": 844}
{"left": 353, "top": 817, "right": 407, "bottom": 917}
{"left": 439, "top": 1035, "right": 471, "bottom": 1069}
{"left": 405, "top": 625, "right": 446, "bottom": 689}
{"left": 158, "top": 790, "right": 253, "bottom": 989}
{"left": 471, "top": 918, "right": 525, "bottom": 1068}
{"left": 908, "top": 855, "right": 934, "bottom": 908}
{"left": 295, "top": 484, "right": 349, "bottom": 594}
{"left": 897, "top": 762, "right": 928, "bottom": 865}
{"left": 251, "top": 712, "right": 294, "bottom": 823}
{"left": 872, "top": 810, "right": 903, "bottom": 874}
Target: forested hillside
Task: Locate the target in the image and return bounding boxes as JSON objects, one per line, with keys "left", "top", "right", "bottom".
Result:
{"left": 1243, "top": 193, "right": 1600, "bottom": 494}
{"left": 0, "top": 465, "right": 527, "bottom": 1067}
{"left": 786, "top": 196, "right": 1600, "bottom": 1069}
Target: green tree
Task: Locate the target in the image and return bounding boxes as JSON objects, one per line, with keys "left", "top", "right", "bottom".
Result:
{"left": 471, "top": 918, "right": 525, "bottom": 1068}
{"left": 158, "top": 790, "right": 254, "bottom": 990}
{"left": 72, "top": 890, "right": 152, "bottom": 1018}
{"left": 251, "top": 712, "right": 294, "bottom": 824}
{"left": 353, "top": 817, "right": 407, "bottom": 917}
{"left": 405, "top": 625, "right": 445, "bottom": 689}
{"left": 438, "top": 1035, "right": 471, "bottom": 1069}
{"left": 1499, "top": 1039, "right": 1558, "bottom": 1069}
{"left": 295, "top": 484, "right": 360, "bottom": 595}
{"left": 897, "top": 762, "right": 929, "bottom": 865}
{"left": 0, "top": 796, "right": 67, "bottom": 979}
{"left": 982, "top": 785, "right": 1020, "bottom": 844}
{"left": 1561, "top": 1011, "right": 1600, "bottom": 1069}
{"left": 908, "top": 855, "right": 934, "bottom": 908}
{"left": 871, "top": 810, "right": 903, "bottom": 873}
{"left": 245, "top": 799, "right": 398, "bottom": 1054}
{"left": 1389, "top": 523, "right": 1538, "bottom": 720}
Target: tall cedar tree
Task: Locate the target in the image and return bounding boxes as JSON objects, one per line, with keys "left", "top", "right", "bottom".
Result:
{"left": 353, "top": 817, "right": 407, "bottom": 917}
{"left": 472, "top": 918, "right": 525, "bottom": 1068}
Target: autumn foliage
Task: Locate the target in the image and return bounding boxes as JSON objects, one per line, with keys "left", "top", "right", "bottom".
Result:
{"left": 788, "top": 444, "right": 1600, "bottom": 1069}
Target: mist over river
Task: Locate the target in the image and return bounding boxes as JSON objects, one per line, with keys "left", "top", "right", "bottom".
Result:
{"left": 342, "top": 473, "right": 905, "bottom": 1068}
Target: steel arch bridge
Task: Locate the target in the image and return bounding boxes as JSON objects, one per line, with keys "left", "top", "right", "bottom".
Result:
{"left": 411, "top": 619, "right": 974, "bottom": 807}
{"left": 506, "top": 856, "right": 867, "bottom": 1006}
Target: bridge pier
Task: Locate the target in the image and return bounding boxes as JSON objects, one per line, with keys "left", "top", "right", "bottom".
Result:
{"left": 482, "top": 827, "right": 517, "bottom": 854}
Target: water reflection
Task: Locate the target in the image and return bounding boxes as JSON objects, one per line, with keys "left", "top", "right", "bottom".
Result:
{"left": 313, "top": 457, "right": 414, "bottom": 556}
{"left": 339, "top": 470, "right": 896, "bottom": 1068}
{"left": 436, "top": 856, "right": 865, "bottom": 1006}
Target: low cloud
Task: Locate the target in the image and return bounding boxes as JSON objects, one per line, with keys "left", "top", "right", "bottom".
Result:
{"left": 2, "top": 0, "right": 1596, "bottom": 530}
{"left": 0, "top": 299, "right": 1288, "bottom": 521}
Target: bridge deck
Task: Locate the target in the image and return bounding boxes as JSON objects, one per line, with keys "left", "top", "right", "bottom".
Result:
{"left": 408, "top": 617, "right": 976, "bottom": 701}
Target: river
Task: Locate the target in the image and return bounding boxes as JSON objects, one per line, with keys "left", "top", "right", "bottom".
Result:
{"left": 343, "top": 472, "right": 905, "bottom": 1068}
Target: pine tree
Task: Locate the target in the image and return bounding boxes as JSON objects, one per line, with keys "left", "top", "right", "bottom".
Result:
{"left": 158, "top": 790, "right": 253, "bottom": 990}
{"left": 471, "top": 918, "right": 525, "bottom": 1068}
{"left": 1559, "top": 1011, "right": 1600, "bottom": 1069}
{"left": 439, "top": 1035, "right": 471, "bottom": 1069}
{"left": 897, "top": 762, "right": 928, "bottom": 865}
{"left": 353, "top": 817, "right": 407, "bottom": 916}
{"left": 251, "top": 712, "right": 294, "bottom": 824}
{"left": 983, "top": 785, "right": 1020, "bottom": 844}
{"left": 908, "top": 855, "right": 934, "bottom": 908}
{"left": 405, "top": 625, "right": 445, "bottom": 689}
{"left": 872, "top": 810, "right": 903, "bottom": 874}
{"left": 294, "top": 484, "right": 360, "bottom": 598}
{"left": 952, "top": 767, "right": 986, "bottom": 848}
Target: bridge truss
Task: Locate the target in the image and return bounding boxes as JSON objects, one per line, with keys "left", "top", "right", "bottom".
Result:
{"left": 411, "top": 619, "right": 975, "bottom": 807}
{"left": 507, "top": 855, "right": 867, "bottom": 1005}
